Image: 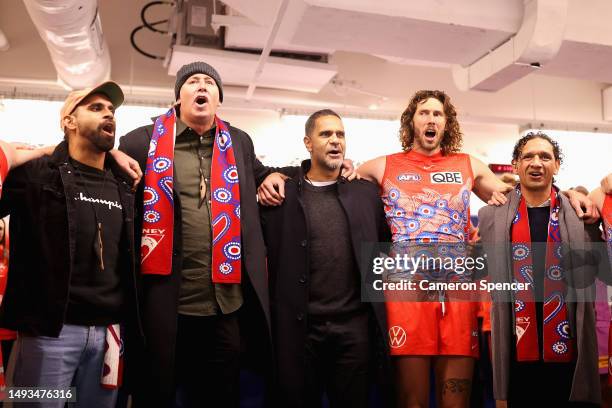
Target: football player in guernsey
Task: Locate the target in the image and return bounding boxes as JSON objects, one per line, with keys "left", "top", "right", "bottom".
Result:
{"left": 357, "top": 90, "right": 597, "bottom": 408}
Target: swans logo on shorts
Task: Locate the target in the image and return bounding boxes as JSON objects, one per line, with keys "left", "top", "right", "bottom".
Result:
{"left": 388, "top": 325, "right": 407, "bottom": 348}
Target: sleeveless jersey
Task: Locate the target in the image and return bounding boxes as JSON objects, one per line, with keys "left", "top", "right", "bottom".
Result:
{"left": 381, "top": 150, "right": 473, "bottom": 244}
{"left": 382, "top": 150, "right": 480, "bottom": 358}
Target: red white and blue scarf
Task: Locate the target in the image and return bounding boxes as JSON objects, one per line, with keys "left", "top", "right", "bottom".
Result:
{"left": 140, "top": 108, "right": 242, "bottom": 283}
{"left": 511, "top": 185, "right": 575, "bottom": 362}
{"left": 101, "top": 324, "right": 123, "bottom": 389}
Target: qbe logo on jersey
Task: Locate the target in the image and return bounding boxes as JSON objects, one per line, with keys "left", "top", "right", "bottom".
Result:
{"left": 430, "top": 172, "right": 463, "bottom": 184}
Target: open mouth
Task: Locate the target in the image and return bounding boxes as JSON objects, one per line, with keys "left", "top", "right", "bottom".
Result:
{"left": 101, "top": 122, "right": 115, "bottom": 136}
{"left": 424, "top": 129, "right": 436, "bottom": 140}
{"left": 528, "top": 171, "right": 543, "bottom": 179}
{"left": 195, "top": 95, "right": 208, "bottom": 106}
{"left": 327, "top": 148, "right": 342, "bottom": 158}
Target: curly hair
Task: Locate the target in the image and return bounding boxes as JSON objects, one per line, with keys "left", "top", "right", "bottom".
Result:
{"left": 399, "top": 90, "right": 463, "bottom": 155}
{"left": 511, "top": 131, "right": 563, "bottom": 164}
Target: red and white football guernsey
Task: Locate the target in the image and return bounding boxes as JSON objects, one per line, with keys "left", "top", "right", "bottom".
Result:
{"left": 381, "top": 150, "right": 479, "bottom": 357}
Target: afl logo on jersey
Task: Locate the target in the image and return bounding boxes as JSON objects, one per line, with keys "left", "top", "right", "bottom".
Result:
{"left": 430, "top": 172, "right": 463, "bottom": 184}
{"left": 397, "top": 173, "right": 421, "bottom": 182}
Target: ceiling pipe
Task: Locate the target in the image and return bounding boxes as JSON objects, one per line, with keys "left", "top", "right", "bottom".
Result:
{"left": 245, "top": 0, "right": 289, "bottom": 100}
{"left": 22, "top": 0, "right": 111, "bottom": 89}
{"left": 452, "top": 0, "right": 568, "bottom": 92}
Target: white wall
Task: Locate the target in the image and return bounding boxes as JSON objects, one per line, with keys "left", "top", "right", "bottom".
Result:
{"left": 526, "top": 129, "right": 612, "bottom": 192}
{"left": 0, "top": 99, "right": 609, "bottom": 212}
{"left": 221, "top": 108, "right": 612, "bottom": 214}
{"left": 0, "top": 99, "right": 167, "bottom": 145}
{"left": 226, "top": 109, "right": 522, "bottom": 168}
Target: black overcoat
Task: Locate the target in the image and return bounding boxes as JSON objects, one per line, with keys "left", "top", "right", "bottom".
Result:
{"left": 260, "top": 160, "right": 392, "bottom": 407}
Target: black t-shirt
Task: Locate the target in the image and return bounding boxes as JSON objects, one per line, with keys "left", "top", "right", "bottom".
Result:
{"left": 528, "top": 206, "right": 549, "bottom": 299}
{"left": 65, "top": 159, "right": 124, "bottom": 326}
{"left": 302, "top": 181, "right": 363, "bottom": 317}
{"left": 528, "top": 205, "right": 549, "bottom": 337}
{"left": 509, "top": 206, "right": 577, "bottom": 405}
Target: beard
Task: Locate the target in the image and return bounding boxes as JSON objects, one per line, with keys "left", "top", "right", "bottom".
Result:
{"left": 81, "top": 124, "right": 115, "bottom": 152}
{"left": 313, "top": 153, "right": 343, "bottom": 172}
{"left": 324, "top": 157, "right": 342, "bottom": 170}
{"left": 415, "top": 132, "right": 442, "bottom": 151}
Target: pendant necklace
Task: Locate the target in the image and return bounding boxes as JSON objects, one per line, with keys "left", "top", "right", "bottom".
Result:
{"left": 74, "top": 164, "right": 108, "bottom": 271}
{"left": 192, "top": 134, "right": 210, "bottom": 209}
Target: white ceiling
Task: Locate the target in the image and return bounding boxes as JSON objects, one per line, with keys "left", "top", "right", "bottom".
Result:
{"left": 1, "top": 0, "right": 612, "bottom": 131}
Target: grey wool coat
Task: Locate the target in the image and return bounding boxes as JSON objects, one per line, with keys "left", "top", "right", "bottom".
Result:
{"left": 478, "top": 189, "right": 611, "bottom": 404}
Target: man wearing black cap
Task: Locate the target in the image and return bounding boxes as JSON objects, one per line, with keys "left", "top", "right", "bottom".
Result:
{"left": 0, "top": 82, "right": 142, "bottom": 407}
{"left": 119, "top": 62, "right": 286, "bottom": 407}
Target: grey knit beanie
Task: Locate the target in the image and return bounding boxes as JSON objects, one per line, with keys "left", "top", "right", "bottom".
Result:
{"left": 174, "top": 61, "right": 224, "bottom": 102}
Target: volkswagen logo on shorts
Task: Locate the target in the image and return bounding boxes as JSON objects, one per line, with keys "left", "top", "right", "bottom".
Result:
{"left": 388, "top": 325, "right": 407, "bottom": 348}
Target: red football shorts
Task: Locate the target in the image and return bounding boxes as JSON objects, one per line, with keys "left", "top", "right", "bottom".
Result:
{"left": 386, "top": 301, "right": 479, "bottom": 357}
{"left": 477, "top": 301, "right": 492, "bottom": 333}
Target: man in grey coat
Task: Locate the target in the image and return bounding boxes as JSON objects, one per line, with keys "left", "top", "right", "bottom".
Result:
{"left": 478, "top": 132, "right": 610, "bottom": 407}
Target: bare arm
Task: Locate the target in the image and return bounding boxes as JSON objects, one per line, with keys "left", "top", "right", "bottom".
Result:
{"left": 471, "top": 155, "right": 598, "bottom": 219}
{"left": 109, "top": 149, "right": 143, "bottom": 188}
{"left": 562, "top": 189, "right": 598, "bottom": 223}
{"left": 258, "top": 158, "right": 357, "bottom": 206}
{"left": 356, "top": 156, "right": 386, "bottom": 185}
{"left": 340, "top": 159, "right": 358, "bottom": 180}
{"left": 601, "top": 173, "right": 612, "bottom": 194}
{"left": 257, "top": 172, "right": 289, "bottom": 206}
{"left": 588, "top": 187, "right": 605, "bottom": 213}
{"left": 470, "top": 156, "right": 512, "bottom": 203}
{"left": 0, "top": 141, "right": 54, "bottom": 169}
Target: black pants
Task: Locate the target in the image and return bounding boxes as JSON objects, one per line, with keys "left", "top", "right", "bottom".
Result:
{"left": 508, "top": 360, "right": 598, "bottom": 407}
{"left": 175, "top": 312, "right": 241, "bottom": 408}
{"left": 304, "top": 311, "right": 370, "bottom": 408}
{"left": 1, "top": 339, "right": 13, "bottom": 367}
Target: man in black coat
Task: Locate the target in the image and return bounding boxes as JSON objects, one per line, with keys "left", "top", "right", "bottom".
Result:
{"left": 118, "top": 62, "right": 286, "bottom": 407}
{"left": 0, "top": 82, "right": 142, "bottom": 407}
{"left": 260, "top": 109, "right": 391, "bottom": 408}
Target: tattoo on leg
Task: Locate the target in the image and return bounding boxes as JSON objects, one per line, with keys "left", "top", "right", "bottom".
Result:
{"left": 442, "top": 378, "right": 471, "bottom": 395}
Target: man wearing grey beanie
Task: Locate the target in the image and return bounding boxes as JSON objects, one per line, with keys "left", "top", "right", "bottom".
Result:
{"left": 118, "top": 61, "right": 293, "bottom": 407}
